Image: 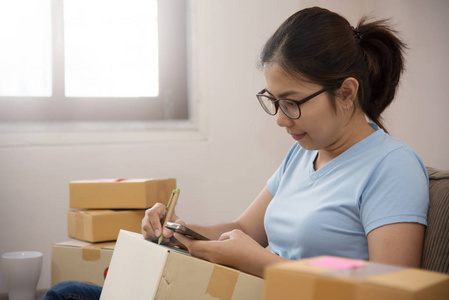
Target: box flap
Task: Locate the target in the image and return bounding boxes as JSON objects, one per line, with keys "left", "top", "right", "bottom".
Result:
{"left": 69, "top": 210, "right": 113, "bottom": 216}
{"left": 54, "top": 239, "right": 92, "bottom": 248}
{"left": 69, "top": 209, "right": 147, "bottom": 216}
{"left": 100, "top": 230, "right": 170, "bottom": 300}
{"left": 70, "top": 178, "right": 172, "bottom": 184}
{"left": 54, "top": 239, "right": 115, "bottom": 249}
{"left": 53, "top": 240, "right": 115, "bottom": 261}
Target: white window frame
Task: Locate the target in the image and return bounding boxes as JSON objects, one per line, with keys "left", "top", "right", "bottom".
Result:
{"left": 0, "top": 0, "right": 205, "bottom": 146}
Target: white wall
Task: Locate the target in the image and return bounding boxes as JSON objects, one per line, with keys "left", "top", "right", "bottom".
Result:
{"left": 0, "top": 0, "right": 448, "bottom": 293}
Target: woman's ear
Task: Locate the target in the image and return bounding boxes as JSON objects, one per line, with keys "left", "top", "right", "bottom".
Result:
{"left": 337, "top": 77, "right": 359, "bottom": 110}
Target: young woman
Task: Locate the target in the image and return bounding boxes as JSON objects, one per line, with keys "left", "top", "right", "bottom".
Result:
{"left": 43, "top": 7, "right": 429, "bottom": 299}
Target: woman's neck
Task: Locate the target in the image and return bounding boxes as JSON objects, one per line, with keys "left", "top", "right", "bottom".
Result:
{"left": 314, "top": 117, "right": 375, "bottom": 170}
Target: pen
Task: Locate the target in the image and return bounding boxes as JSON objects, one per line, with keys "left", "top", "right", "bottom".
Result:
{"left": 158, "top": 188, "right": 180, "bottom": 244}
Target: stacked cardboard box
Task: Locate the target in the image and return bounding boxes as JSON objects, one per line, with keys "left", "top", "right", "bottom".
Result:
{"left": 51, "top": 178, "right": 176, "bottom": 286}
{"left": 51, "top": 240, "right": 115, "bottom": 286}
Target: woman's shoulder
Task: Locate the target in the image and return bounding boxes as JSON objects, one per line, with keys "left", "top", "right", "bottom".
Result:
{"left": 363, "top": 129, "right": 427, "bottom": 178}
{"left": 377, "top": 131, "right": 420, "bottom": 159}
{"left": 361, "top": 125, "right": 420, "bottom": 158}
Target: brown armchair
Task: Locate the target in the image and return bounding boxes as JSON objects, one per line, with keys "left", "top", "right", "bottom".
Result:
{"left": 421, "top": 167, "right": 449, "bottom": 274}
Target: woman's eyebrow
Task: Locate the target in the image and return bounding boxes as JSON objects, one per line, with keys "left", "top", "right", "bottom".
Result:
{"left": 265, "top": 89, "right": 302, "bottom": 99}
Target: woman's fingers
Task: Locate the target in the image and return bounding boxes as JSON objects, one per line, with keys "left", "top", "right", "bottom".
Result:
{"left": 162, "top": 215, "right": 184, "bottom": 238}
{"left": 174, "top": 232, "right": 220, "bottom": 262}
{"left": 141, "top": 203, "right": 167, "bottom": 240}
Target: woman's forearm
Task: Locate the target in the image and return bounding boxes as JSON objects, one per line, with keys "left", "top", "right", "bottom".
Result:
{"left": 236, "top": 245, "right": 289, "bottom": 278}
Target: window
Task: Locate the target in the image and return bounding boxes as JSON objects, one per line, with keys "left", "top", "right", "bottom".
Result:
{"left": 0, "top": 0, "right": 188, "bottom": 122}
{"left": 0, "top": 0, "right": 52, "bottom": 97}
{"left": 64, "top": 0, "right": 159, "bottom": 98}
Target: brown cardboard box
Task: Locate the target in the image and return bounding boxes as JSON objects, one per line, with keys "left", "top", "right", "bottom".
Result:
{"left": 100, "top": 230, "right": 264, "bottom": 300}
{"left": 69, "top": 178, "right": 176, "bottom": 209}
{"left": 51, "top": 240, "right": 115, "bottom": 287}
{"left": 68, "top": 209, "right": 146, "bottom": 242}
{"left": 263, "top": 256, "right": 449, "bottom": 300}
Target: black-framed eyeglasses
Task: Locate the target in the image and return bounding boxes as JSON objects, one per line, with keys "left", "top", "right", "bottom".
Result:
{"left": 256, "top": 86, "right": 333, "bottom": 119}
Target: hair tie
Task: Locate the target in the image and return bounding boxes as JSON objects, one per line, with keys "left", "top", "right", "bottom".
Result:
{"left": 351, "top": 26, "right": 363, "bottom": 41}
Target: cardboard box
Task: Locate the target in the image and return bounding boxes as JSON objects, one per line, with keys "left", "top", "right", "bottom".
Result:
{"left": 263, "top": 256, "right": 449, "bottom": 300}
{"left": 51, "top": 240, "right": 115, "bottom": 287}
{"left": 100, "top": 230, "right": 264, "bottom": 300}
{"left": 68, "top": 209, "right": 146, "bottom": 242}
{"left": 69, "top": 178, "right": 176, "bottom": 209}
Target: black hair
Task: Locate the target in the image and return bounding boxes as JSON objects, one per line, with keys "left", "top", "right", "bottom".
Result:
{"left": 260, "top": 7, "right": 407, "bottom": 132}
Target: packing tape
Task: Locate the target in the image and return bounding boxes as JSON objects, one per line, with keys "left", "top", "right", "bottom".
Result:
{"left": 82, "top": 244, "right": 102, "bottom": 261}
{"left": 81, "top": 242, "right": 115, "bottom": 261}
{"left": 206, "top": 265, "right": 239, "bottom": 300}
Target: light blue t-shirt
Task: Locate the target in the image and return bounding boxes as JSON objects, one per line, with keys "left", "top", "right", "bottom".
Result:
{"left": 265, "top": 124, "right": 429, "bottom": 261}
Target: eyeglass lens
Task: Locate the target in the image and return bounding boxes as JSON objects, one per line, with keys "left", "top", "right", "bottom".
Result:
{"left": 258, "top": 96, "right": 300, "bottom": 119}
{"left": 279, "top": 100, "right": 300, "bottom": 119}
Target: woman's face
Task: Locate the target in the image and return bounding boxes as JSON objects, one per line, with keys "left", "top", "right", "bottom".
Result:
{"left": 263, "top": 64, "right": 348, "bottom": 151}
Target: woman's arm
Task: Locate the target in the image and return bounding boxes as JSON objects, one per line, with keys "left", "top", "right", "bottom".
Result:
{"left": 142, "top": 186, "right": 273, "bottom": 247}
{"left": 175, "top": 229, "right": 288, "bottom": 278}
{"left": 171, "top": 187, "right": 279, "bottom": 278}
{"left": 189, "top": 186, "right": 273, "bottom": 245}
{"left": 367, "top": 222, "right": 425, "bottom": 268}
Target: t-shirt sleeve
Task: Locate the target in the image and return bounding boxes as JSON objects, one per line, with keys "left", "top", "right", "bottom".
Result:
{"left": 360, "top": 147, "right": 429, "bottom": 235}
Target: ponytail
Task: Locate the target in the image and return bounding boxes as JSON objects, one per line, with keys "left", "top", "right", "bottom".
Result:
{"left": 260, "top": 7, "right": 407, "bottom": 132}
{"left": 356, "top": 17, "right": 407, "bottom": 132}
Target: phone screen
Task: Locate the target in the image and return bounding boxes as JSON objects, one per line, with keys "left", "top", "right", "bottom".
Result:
{"left": 165, "top": 222, "right": 210, "bottom": 240}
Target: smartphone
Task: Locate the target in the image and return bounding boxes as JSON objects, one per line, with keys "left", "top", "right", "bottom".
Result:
{"left": 165, "top": 222, "right": 209, "bottom": 241}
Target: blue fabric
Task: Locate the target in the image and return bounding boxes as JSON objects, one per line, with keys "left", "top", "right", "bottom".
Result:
{"left": 42, "top": 281, "right": 102, "bottom": 300}
{"left": 264, "top": 124, "right": 429, "bottom": 261}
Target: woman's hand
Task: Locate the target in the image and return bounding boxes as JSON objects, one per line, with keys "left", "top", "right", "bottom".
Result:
{"left": 141, "top": 203, "right": 185, "bottom": 247}
{"left": 174, "top": 229, "right": 286, "bottom": 277}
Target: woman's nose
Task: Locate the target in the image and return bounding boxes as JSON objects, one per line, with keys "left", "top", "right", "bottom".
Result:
{"left": 276, "top": 109, "right": 294, "bottom": 128}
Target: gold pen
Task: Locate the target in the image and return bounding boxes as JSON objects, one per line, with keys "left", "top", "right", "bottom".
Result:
{"left": 158, "top": 188, "right": 180, "bottom": 244}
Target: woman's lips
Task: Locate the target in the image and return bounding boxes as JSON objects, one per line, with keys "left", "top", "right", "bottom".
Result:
{"left": 290, "top": 133, "right": 307, "bottom": 141}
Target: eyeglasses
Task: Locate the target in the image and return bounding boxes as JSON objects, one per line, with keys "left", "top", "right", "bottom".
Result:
{"left": 256, "top": 86, "right": 333, "bottom": 119}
